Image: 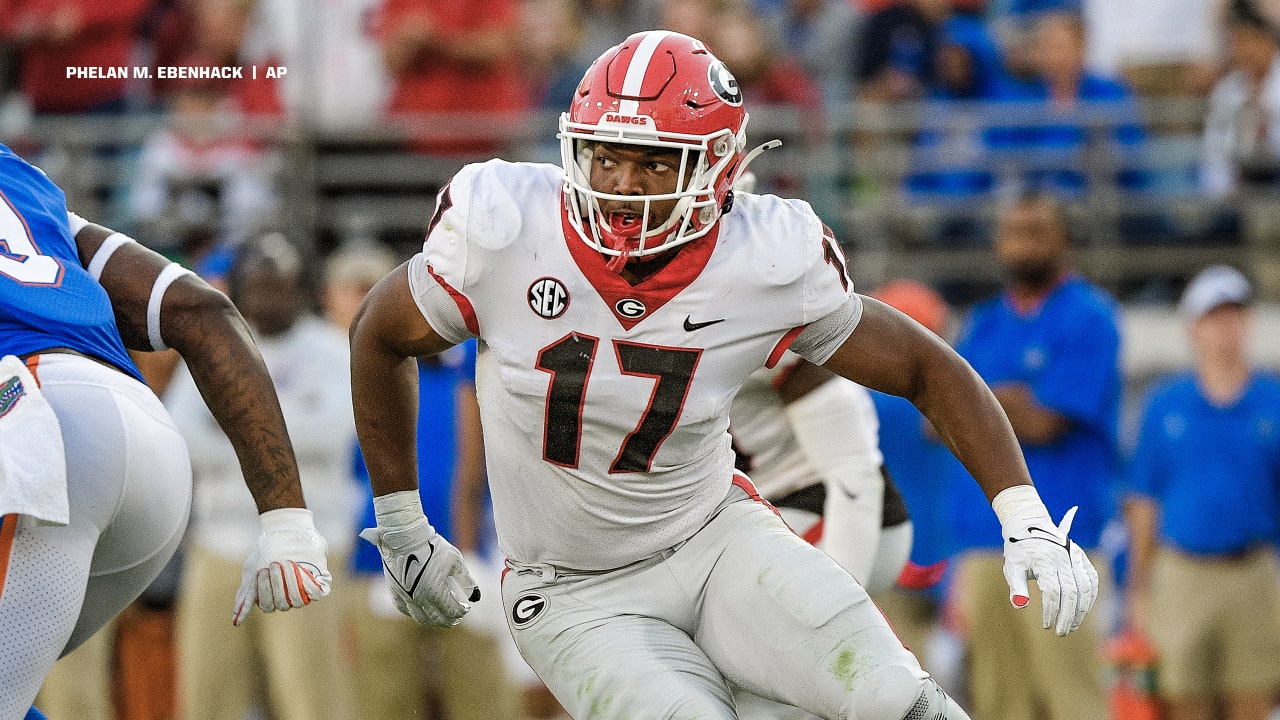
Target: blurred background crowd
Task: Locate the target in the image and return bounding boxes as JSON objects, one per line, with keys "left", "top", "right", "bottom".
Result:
{"left": 5, "top": 0, "right": 1280, "bottom": 719}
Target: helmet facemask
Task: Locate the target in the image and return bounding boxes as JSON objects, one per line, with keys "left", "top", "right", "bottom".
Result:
{"left": 559, "top": 116, "right": 746, "bottom": 271}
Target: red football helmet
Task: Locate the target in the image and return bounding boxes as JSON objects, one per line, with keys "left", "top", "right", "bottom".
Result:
{"left": 559, "top": 30, "right": 776, "bottom": 263}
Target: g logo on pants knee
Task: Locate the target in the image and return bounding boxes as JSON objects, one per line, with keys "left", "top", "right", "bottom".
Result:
{"left": 512, "top": 592, "right": 549, "bottom": 628}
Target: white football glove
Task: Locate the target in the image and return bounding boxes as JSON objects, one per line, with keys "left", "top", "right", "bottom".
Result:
{"left": 233, "top": 507, "right": 332, "bottom": 625}
{"left": 358, "top": 490, "right": 478, "bottom": 627}
{"left": 993, "top": 485, "right": 1099, "bottom": 636}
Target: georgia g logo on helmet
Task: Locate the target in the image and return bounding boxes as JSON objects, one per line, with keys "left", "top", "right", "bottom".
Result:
{"left": 708, "top": 60, "right": 742, "bottom": 107}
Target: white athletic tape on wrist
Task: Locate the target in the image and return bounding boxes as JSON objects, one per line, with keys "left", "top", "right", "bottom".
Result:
{"left": 147, "top": 263, "right": 195, "bottom": 351}
{"left": 86, "top": 232, "right": 135, "bottom": 281}
{"left": 991, "top": 484, "right": 1051, "bottom": 530}
{"left": 372, "top": 490, "right": 427, "bottom": 530}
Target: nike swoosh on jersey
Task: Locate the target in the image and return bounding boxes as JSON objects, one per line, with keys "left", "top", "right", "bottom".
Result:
{"left": 683, "top": 316, "right": 725, "bottom": 331}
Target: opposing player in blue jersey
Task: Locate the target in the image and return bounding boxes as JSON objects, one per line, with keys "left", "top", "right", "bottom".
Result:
{"left": 0, "top": 143, "right": 332, "bottom": 718}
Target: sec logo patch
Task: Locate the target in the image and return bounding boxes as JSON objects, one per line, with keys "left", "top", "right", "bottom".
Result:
{"left": 529, "top": 278, "right": 569, "bottom": 319}
{"left": 511, "top": 592, "right": 549, "bottom": 628}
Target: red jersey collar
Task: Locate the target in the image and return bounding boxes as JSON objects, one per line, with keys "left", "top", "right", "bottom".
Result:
{"left": 560, "top": 199, "right": 718, "bottom": 331}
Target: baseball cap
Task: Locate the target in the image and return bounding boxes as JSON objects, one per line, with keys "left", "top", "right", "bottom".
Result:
{"left": 1178, "top": 265, "right": 1252, "bottom": 321}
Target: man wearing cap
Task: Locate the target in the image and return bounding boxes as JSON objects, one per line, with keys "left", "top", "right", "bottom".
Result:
{"left": 1124, "top": 265, "right": 1280, "bottom": 720}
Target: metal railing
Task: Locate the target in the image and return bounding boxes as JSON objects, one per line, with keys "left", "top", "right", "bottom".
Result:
{"left": 5, "top": 98, "right": 1274, "bottom": 304}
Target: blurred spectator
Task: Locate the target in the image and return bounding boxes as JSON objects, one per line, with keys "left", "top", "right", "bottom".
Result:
{"left": 656, "top": 0, "right": 719, "bottom": 46}
{"left": 932, "top": 14, "right": 1007, "bottom": 101}
{"left": 865, "top": 280, "right": 965, "bottom": 677}
{"left": 1202, "top": 0, "right": 1280, "bottom": 197}
{"left": 380, "top": 0, "right": 527, "bottom": 156}
{"left": 855, "top": 0, "right": 953, "bottom": 103}
{"left": 129, "top": 68, "right": 280, "bottom": 255}
{"left": 756, "top": 0, "right": 862, "bottom": 108}
{"left": 239, "top": 0, "right": 389, "bottom": 131}
{"left": 349, "top": 341, "right": 524, "bottom": 720}
{"left": 709, "top": 8, "right": 826, "bottom": 144}
{"left": 0, "top": 0, "right": 151, "bottom": 114}
{"left": 985, "top": 11, "right": 1149, "bottom": 199}
{"left": 322, "top": 240, "right": 399, "bottom": 333}
{"left": 1086, "top": 0, "right": 1221, "bottom": 98}
{"left": 150, "top": 0, "right": 250, "bottom": 104}
{"left": 521, "top": 0, "right": 589, "bottom": 112}
{"left": 166, "top": 233, "right": 359, "bottom": 720}
{"left": 948, "top": 192, "right": 1119, "bottom": 720}
{"left": 572, "top": 0, "right": 656, "bottom": 70}
{"left": 1124, "top": 265, "right": 1280, "bottom": 720}
{"left": 902, "top": 12, "right": 1009, "bottom": 209}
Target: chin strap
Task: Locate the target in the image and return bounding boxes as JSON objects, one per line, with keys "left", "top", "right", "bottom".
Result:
{"left": 606, "top": 246, "right": 631, "bottom": 273}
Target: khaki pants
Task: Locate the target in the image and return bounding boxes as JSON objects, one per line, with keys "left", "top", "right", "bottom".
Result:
{"left": 954, "top": 552, "right": 1108, "bottom": 720}
{"left": 176, "top": 547, "right": 356, "bottom": 720}
{"left": 348, "top": 576, "right": 521, "bottom": 720}
{"left": 1144, "top": 546, "right": 1280, "bottom": 697}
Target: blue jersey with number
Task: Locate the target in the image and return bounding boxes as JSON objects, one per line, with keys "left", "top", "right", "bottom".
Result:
{"left": 0, "top": 144, "right": 142, "bottom": 381}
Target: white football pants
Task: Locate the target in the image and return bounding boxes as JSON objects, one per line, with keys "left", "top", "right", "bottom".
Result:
{"left": 0, "top": 354, "right": 191, "bottom": 719}
{"left": 502, "top": 479, "right": 937, "bottom": 720}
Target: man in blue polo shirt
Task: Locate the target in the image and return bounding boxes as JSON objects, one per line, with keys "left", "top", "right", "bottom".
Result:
{"left": 1124, "top": 265, "right": 1280, "bottom": 720}
{"left": 948, "top": 192, "right": 1120, "bottom": 720}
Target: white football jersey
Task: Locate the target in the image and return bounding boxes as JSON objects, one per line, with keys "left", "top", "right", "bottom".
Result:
{"left": 408, "top": 160, "right": 857, "bottom": 570}
{"left": 729, "top": 351, "right": 882, "bottom": 501}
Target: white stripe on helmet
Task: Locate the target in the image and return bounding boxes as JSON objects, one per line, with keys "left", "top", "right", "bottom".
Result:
{"left": 617, "top": 31, "right": 672, "bottom": 116}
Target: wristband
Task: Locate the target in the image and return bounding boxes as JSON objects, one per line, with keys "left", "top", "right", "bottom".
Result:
{"left": 147, "top": 263, "right": 195, "bottom": 350}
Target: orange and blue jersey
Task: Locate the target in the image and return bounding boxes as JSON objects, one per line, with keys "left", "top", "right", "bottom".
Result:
{"left": 0, "top": 144, "right": 141, "bottom": 382}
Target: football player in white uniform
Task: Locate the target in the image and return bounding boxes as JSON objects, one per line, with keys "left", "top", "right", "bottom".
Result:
{"left": 729, "top": 352, "right": 913, "bottom": 720}
{"left": 351, "top": 30, "right": 1098, "bottom": 720}
{"left": 730, "top": 351, "right": 912, "bottom": 595}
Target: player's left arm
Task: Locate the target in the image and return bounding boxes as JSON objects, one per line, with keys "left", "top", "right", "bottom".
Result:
{"left": 821, "top": 297, "right": 1098, "bottom": 635}
{"left": 821, "top": 297, "right": 1029, "bottom": 501}
{"left": 73, "top": 219, "right": 331, "bottom": 624}
{"left": 74, "top": 221, "right": 305, "bottom": 511}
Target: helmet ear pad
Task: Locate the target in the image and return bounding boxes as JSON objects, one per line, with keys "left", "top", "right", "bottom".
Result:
{"left": 558, "top": 30, "right": 750, "bottom": 262}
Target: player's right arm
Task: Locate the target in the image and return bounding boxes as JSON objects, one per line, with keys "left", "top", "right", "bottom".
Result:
{"left": 73, "top": 219, "right": 331, "bottom": 625}
{"left": 349, "top": 262, "right": 455, "bottom": 496}
{"left": 349, "top": 262, "right": 478, "bottom": 627}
